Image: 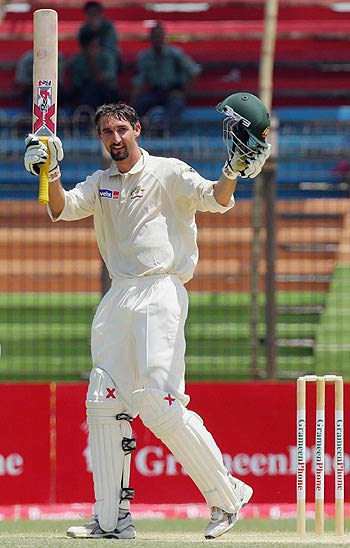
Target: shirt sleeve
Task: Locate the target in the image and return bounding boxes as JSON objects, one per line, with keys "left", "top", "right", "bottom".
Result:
{"left": 69, "top": 55, "right": 83, "bottom": 89}
{"left": 100, "top": 50, "right": 117, "bottom": 86}
{"left": 132, "top": 51, "right": 147, "bottom": 87}
{"left": 15, "top": 51, "right": 33, "bottom": 85}
{"left": 167, "top": 159, "right": 234, "bottom": 214}
{"left": 48, "top": 173, "right": 99, "bottom": 222}
{"left": 175, "top": 49, "right": 201, "bottom": 79}
{"left": 100, "top": 20, "right": 118, "bottom": 51}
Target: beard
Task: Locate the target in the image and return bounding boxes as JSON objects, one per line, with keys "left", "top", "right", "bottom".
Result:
{"left": 110, "top": 147, "right": 129, "bottom": 162}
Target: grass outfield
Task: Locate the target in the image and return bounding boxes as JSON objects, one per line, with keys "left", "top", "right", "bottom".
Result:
{"left": 0, "top": 289, "right": 345, "bottom": 380}
{"left": 315, "top": 266, "right": 350, "bottom": 373}
{"left": 1, "top": 519, "right": 350, "bottom": 547}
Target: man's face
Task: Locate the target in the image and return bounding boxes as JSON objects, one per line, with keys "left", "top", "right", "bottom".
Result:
{"left": 151, "top": 27, "right": 165, "bottom": 53}
{"left": 98, "top": 114, "right": 141, "bottom": 162}
{"left": 86, "top": 6, "right": 103, "bottom": 29}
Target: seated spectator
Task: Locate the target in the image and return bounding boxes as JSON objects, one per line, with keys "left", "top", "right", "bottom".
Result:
{"left": 130, "top": 21, "right": 201, "bottom": 132}
{"left": 15, "top": 50, "right": 65, "bottom": 111}
{"left": 78, "top": 1, "right": 120, "bottom": 68}
{"left": 66, "top": 27, "right": 119, "bottom": 109}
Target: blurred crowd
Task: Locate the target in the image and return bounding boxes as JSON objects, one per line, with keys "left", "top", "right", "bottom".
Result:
{"left": 15, "top": 1, "right": 201, "bottom": 132}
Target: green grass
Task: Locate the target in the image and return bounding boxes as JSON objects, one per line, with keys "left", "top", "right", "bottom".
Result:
{"left": 0, "top": 288, "right": 347, "bottom": 381}
{"left": 315, "top": 266, "right": 350, "bottom": 373}
{"left": 0, "top": 292, "right": 98, "bottom": 379}
{"left": 185, "top": 291, "right": 325, "bottom": 378}
{"left": 0, "top": 518, "right": 350, "bottom": 548}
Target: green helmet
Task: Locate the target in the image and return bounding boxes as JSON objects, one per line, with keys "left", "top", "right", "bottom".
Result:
{"left": 216, "top": 92, "right": 270, "bottom": 156}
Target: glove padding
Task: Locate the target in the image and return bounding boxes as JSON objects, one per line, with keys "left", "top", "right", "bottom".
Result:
{"left": 24, "top": 134, "right": 47, "bottom": 176}
{"left": 24, "top": 134, "right": 64, "bottom": 182}
{"left": 223, "top": 143, "right": 272, "bottom": 180}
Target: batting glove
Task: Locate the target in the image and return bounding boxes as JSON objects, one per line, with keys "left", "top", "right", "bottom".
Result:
{"left": 24, "top": 134, "right": 47, "bottom": 176}
{"left": 239, "top": 143, "right": 272, "bottom": 179}
{"left": 223, "top": 143, "right": 272, "bottom": 180}
{"left": 222, "top": 149, "right": 247, "bottom": 180}
{"left": 47, "top": 135, "right": 64, "bottom": 182}
{"left": 24, "top": 134, "right": 64, "bottom": 182}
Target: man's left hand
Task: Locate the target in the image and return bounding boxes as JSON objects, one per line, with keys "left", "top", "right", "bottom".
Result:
{"left": 239, "top": 143, "right": 272, "bottom": 179}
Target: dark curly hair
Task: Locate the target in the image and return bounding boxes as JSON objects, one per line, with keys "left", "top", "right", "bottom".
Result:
{"left": 95, "top": 102, "right": 140, "bottom": 133}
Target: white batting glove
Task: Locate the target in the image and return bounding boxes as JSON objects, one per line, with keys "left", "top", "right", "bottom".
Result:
{"left": 24, "top": 134, "right": 64, "bottom": 182}
{"left": 47, "top": 135, "right": 64, "bottom": 182}
{"left": 24, "top": 134, "right": 48, "bottom": 176}
{"left": 239, "top": 143, "right": 272, "bottom": 179}
{"left": 222, "top": 149, "right": 247, "bottom": 180}
{"left": 223, "top": 143, "right": 272, "bottom": 180}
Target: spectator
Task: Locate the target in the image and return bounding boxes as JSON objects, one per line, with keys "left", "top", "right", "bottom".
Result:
{"left": 130, "top": 21, "right": 201, "bottom": 132}
{"left": 78, "top": 1, "right": 120, "bottom": 67}
{"left": 15, "top": 50, "right": 65, "bottom": 111}
{"left": 66, "top": 27, "right": 119, "bottom": 109}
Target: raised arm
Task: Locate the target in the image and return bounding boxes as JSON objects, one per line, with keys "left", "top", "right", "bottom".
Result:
{"left": 213, "top": 172, "right": 238, "bottom": 207}
{"left": 24, "top": 134, "right": 65, "bottom": 217}
{"left": 214, "top": 91, "right": 272, "bottom": 207}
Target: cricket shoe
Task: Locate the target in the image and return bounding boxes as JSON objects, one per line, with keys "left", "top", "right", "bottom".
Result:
{"left": 204, "top": 480, "right": 253, "bottom": 539}
{"left": 66, "top": 511, "right": 136, "bottom": 539}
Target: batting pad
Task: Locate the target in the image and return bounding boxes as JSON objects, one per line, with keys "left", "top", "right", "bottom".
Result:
{"left": 87, "top": 368, "right": 135, "bottom": 531}
{"left": 133, "top": 388, "right": 241, "bottom": 513}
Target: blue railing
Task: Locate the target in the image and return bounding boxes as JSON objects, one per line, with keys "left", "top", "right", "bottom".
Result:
{"left": 1, "top": 106, "right": 349, "bottom": 200}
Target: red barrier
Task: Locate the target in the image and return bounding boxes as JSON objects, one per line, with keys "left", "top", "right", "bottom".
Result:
{"left": 0, "top": 383, "right": 52, "bottom": 504}
{"left": 0, "top": 382, "right": 349, "bottom": 506}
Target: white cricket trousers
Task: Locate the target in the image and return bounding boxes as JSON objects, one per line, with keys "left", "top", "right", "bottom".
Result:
{"left": 91, "top": 274, "right": 190, "bottom": 406}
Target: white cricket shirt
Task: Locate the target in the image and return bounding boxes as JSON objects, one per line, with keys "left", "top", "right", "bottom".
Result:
{"left": 51, "top": 148, "right": 235, "bottom": 284}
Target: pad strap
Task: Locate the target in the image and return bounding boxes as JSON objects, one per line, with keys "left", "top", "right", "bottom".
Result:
{"left": 116, "top": 413, "right": 136, "bottom": 512}
{"left": 121, "top": 487, "right": 135, "bottom": 500}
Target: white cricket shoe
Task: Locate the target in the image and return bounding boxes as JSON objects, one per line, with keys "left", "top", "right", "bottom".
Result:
{"left": 204, "top": 480, "right": 253, "bottom": 539}
{"left": 66, "top": 511, "right": 135, "bottom": 539}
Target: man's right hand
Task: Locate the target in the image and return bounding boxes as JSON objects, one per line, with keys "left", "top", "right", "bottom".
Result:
{"left": 24, "top": 134, "right": 64, "bottom": 182}
{"left": 24, "top": 134, "right": 48, "bottom": 176}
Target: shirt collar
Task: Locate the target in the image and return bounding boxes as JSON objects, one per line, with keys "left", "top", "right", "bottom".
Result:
{"left": 108, "top": 148, "right": 148, "bottom": 176}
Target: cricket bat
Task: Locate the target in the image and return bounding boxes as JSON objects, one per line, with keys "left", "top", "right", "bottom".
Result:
{"left": 32, "top": 9, "right": 58, "bottom": 205}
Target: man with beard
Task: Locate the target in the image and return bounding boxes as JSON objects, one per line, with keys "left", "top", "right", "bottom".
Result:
{"left": 23, "top": 100, "right": 271, "bottom": 540}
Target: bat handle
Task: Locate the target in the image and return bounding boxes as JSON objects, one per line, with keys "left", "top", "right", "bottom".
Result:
{"left": 38, "top": 136, "right": 50, "bottom": 205}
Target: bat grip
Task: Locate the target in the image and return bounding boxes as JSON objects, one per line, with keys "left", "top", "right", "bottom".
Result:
{"left": 38, "top": 136, "right": 50, "bottom": 205}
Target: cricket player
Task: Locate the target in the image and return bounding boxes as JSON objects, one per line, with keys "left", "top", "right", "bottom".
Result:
{"left": 24, "top": 95, "right": 271, "bottom": 540}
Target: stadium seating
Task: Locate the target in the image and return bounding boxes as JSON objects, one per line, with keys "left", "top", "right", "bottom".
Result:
{"left": 1, "top": 0, "right": 350, "bottom": 108}
{"left": 0, "top": 0, "right": 349, "bottom": 200}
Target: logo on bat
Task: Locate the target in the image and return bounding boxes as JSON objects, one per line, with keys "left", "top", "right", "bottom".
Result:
{"left": 33, "top": 80, "right": 56, "bottom": 135}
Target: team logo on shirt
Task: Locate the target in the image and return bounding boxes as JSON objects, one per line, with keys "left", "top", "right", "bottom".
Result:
{"left": 99, "top": 189, "right": 120, "bottom": 200}
{"left": 130, "top": 184, "right": 145, "bottom": 200}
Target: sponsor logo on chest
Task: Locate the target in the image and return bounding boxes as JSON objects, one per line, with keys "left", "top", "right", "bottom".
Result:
{"left": 99, "top": 189, "right": 120, "bottom": 200}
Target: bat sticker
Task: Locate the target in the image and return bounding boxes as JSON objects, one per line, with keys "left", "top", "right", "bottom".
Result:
{"left": 33, "top": 79, "right": 56, "bottom": 135}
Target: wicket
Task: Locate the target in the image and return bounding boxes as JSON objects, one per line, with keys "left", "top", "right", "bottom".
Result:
{"left": 296, "top": 374, "right": 344, "bottom": 536}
